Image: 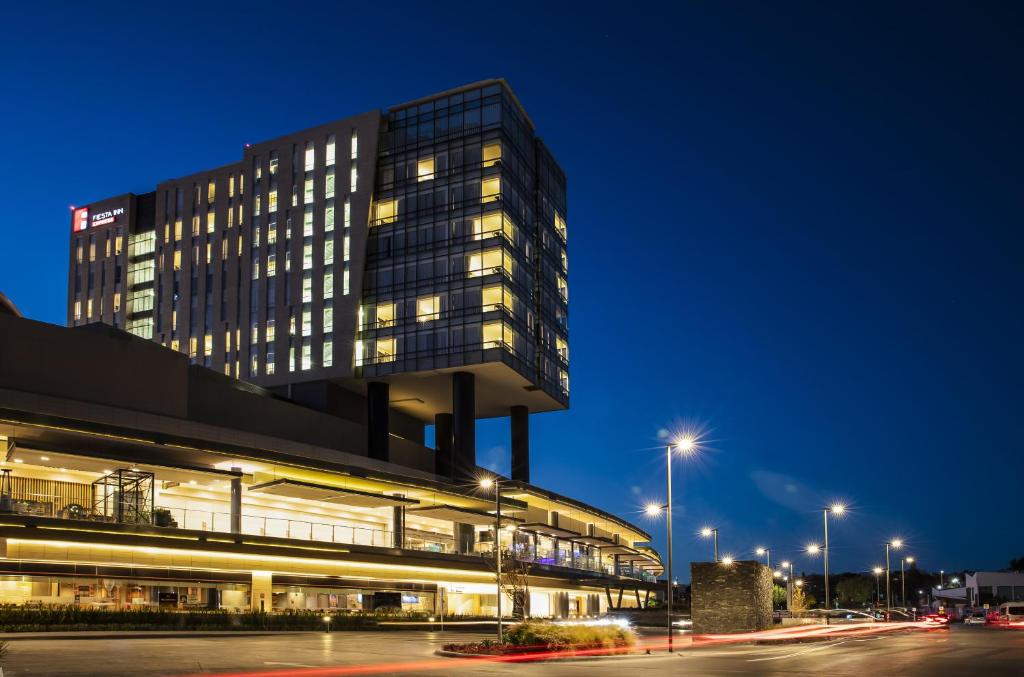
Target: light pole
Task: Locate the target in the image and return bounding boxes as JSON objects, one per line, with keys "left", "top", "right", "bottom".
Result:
{"left": 873, "top": 567, "right": 883, "bottom": 607}
{"left": 781, "top": 560, "right": 794, "bottom": 609}
{"left": 939, "top": 569, "right": 944, "bottom": 589}
{"left": 901, "top": 556, "right": 914, "bottom": 608}
{"left": 480, "top": 477, "right": 503, "bottom": 642}
{"left": 756, "top": 547, "right": 771, "bottom": 570}
{"left": 822, "top": 504, "right": 845, "bottom": 617}
{"left": 700, "top": 527, "right": 719, "bottom": 561}
{"left": 885, "top": 539, "right": 903, "bottom": 616}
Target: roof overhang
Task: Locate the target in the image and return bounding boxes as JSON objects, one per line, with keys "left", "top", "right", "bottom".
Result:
{"left": 407, "top": 505, "right": 521, "bottom": 527}
{"left": 248, "top": 478, "right": 419, "bottom": 508}
{"left": 518, "top": 522, "right": 581, "bottom": 539}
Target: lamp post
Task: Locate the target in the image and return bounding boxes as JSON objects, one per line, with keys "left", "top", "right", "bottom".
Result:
{"left": 480, "top": 477, "right": 503, "bottom": 643}
{"left": 822, "top": 504, "right": 845, "bottom": 618}
{"left": 885, "top": 539, "right": 903, "bottom": 616}
{"left": 901, "top": 556, "right": 914, "bottom": 609}
{"left": 780, "top": 560, "right": 794, "bottom": 609}
{"left": 756, "top": 547, "right": 771, "bottom": 570}
{"left": 700, "top": 527, "right": 719, "bottom": 562}
{"left": 873, "top": 567, "right": 883, "bottom": 607}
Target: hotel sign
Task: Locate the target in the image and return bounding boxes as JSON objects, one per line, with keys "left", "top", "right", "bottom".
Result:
{"left": 91, "top": 207, "right": 125, "bottom": 227}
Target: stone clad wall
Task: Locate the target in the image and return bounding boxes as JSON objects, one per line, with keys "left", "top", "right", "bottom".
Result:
{"left": 691, "top": 560, "right": 773, "bottom": 634}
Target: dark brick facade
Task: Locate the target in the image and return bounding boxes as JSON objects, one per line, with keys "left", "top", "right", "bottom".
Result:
{"left": 691, "top": 560, "right": 773, "bottom": 634}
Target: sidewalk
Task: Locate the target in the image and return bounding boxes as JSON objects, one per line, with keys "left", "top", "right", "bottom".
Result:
{"left": 0, "top": 630, "right": 316, "bottom": 641}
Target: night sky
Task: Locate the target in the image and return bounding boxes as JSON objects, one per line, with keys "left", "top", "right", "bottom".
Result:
{"left": 2, "top": 2, "right": 1021, "bottom": 580}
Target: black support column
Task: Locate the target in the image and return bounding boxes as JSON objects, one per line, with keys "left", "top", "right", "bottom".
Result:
{"left": 510, "top": 405, "right": 529, "bottom": 482}
{"left": 452, "top": 372, "right": 476, "bottom": 481}
{"left": 367, "top": 382, "right": 390, "bottom": 462}
{"left": 434, "top": 413, "right": 454, "bottom": 480}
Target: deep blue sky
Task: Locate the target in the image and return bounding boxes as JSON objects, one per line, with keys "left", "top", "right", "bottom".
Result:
{"left": 2, "top": 2, "right": 1021, "bottom": 580}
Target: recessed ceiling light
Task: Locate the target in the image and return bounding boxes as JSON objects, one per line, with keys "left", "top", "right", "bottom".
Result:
{"left": 189, "top": 480, "right": 197, "bottom": 485}
{"left": 14, "top": 459, "right": 23, "bottom": 464}
{"left": 103, "top": 469, "right": 112, "bottom": 474}
{"left": 59, "top": 468, "right": 67, "bottom": 472}
{"left": 40, "top": 456, "right": 50, "bottom": 461}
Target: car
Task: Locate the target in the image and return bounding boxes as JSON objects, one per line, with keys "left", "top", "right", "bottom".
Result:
{"left": 921, "top": 613, "right": 951, "bottom": 628}
{"left": 963, "top": 614, "right": 986, "bottom": 625}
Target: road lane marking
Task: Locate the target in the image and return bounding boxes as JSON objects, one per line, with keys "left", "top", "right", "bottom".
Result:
{"left": 746, "top": 640, "right": 850, "bottom": 662}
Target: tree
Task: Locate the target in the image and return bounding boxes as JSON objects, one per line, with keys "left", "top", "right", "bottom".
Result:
{"left": 791, "top": 586, "right": 810, "bottom": 616}
{"left": 835, "top": 576, "right": 874, "bottom": 606}
{"left": 772, "top": 584, "right": 787, "bottom": 609}
{"left": 486, "top": 546, "right": 533, "bottom": 620}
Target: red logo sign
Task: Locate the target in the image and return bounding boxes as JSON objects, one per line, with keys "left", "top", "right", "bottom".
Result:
{"left": 72, "top": 207, "right": 89, "bottom": 232}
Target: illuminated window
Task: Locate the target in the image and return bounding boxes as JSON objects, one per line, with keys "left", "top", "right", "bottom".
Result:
{"left": 323, "top": 302, "right": 334, "bottom": 333}
{"left": 324, "top": 268, "right": 334, "bottom": 299}
{"left": 304, "top": 177, "right": 314, "bottom": 204}
{"left": 303, "top": 242, "right": 313, "bottom": 270}
{"left": 269, "top": 189, "right": 278, "bottom": 211}
{"left": 343, "top": 267, "right": 350, "bottom": 295}
{"left": 417, "top": 157, "right": 435, "bottom": 182}
{"left": 115, "top": 234, "right": 124, "bottom": 255}
{"left": 481, "top": 177, "right": 500, "bottom": 203}
{"left": 323, "top": 339, "right": 333, "bottom": 367}
{"left": 113, "top": 292, "right": 121, "bottom": 313}
{"left": 344, "top": 197, "right": 351, "bottom": 227}
{"left": 467, "top": 248, "right": 509, "bottom": 277}
{"left": 557, "top": 276, "right": 568, "bottom": 302}
{"left": 376, "top": 302, "right": 395, "bottom": 328}
{"left": 416, "top": 295, "right": 440, "bottom": 322}
{"left": 303, "top": 207, "right": 314, "bottom": 236}
{"left": 561, "top": 249, "right": 568, "bottom": 271}
{"left": 73, "top": 299, "right": 81, "bottom": 320}
{"left": 482, "top": 285, "right": 513, "bottom": 312}
{"left": 171, "top": 338, "right": 179, "bottom": 353}
{"left": 174, "top": 219, "right": 182, "bottom": 241}
{"left": 374, "top": 199, "right": 397, "bottom": 224}
{"left": 376, "top": 337, "right": 396, "bottom": 362}
{"left": 554, "top": 212, "right": 567, "bottom": 240}
{"left": 326, "top": 134, "right": 336, "bottom": 166}
{"left": 304, "top": 142, "right": 315, "bottom": 171}
{"left": 355, "top": 340, "right": 365, "bottom": 366}
{"left": 189, "top": 336, "right": 198, "bottom": 358}
{"left": 350, "top": 130, "right": 358, "bottom": 159}
{"left": 192, "top": 215, "right": 200, "bottom": 237}
{"left": 173, "top": 250, "right": 182, "bottom": 271}
{"left": 343, "top": 235, "right": 350, "bottom": 261}
{"left": 229, "top": 175, "right": 236, "bottom": 197}
{"left": 350, "top": 162, "right": 358, "bottom": 192}
{"left": 325, "top": 201, "right": 335, "bottom": 231}
{"left": 325, "top": 168, "right": 335, "bottom": 198}
{"left": 207, "top": 179, "right": 216, "bottom": 203}
{"left": 483, "top": 141, "right": 502, "bottom": 167}
{"left": 560, "top": 370, "right": 569, "bottom": 393}
{"left": 324, "top": 235, "right": 334, "bottom": 264}
{"left": 267, "top": 252, "right": 276, "bottom": 277}
{"left": 204, "top": 334, "right": 213, "bottom": 357}
{"left": 483, "top": 322, "right": 513, "bottom": 350}
{"left": 302, "top": 273, "right": 313, "bottom": 302}
{"left": 472, "top": 211, "right": 515, "bottom": 241}
{"left": 557, "top": 336, "right": 568, "bottom": 362}
{"left": 76, "top": 242, "right": 83, "bottom": 263}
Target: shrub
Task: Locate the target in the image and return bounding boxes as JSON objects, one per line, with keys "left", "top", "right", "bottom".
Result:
{"left": 445, "top": 621, "right": 636, "bottom": 655}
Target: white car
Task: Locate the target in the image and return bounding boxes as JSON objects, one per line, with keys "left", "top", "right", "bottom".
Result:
{"left": 963, "top": 614, "right": 986, "bottom": 625}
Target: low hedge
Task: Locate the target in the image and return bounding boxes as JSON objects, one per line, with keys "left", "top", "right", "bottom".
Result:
{"left": 444, "top": 621, "right": 636, "bottom": 655}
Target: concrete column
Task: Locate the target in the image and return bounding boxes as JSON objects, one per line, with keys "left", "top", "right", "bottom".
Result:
{"left": 392, "top": 501, "right": 405, "bottom": 549}
{"left": 452, "top": 372, "right": 475, "bottom": 481}
{"left": 251, "top": 571, "right": 272, "bottom": 613}
{"left": 434, "top": 413, "right": 454, "bottom": 480}
{"left": 455, "top": 522, "right": 476, "bottom": 554}
{"left": 230, "top": 467, "right": 242, "bottom": 535}
{"left": 367, "top": 382, "right": 390, "bottom": 462}
{"left": 510, "top": 405, "right": 529, "bottom": 482}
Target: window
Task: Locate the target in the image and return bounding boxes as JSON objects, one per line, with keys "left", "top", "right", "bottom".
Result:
{"left": 482, "top": 285, "right": 513, "bottom": 312}
{"left": 324, "top": 235, "right": 334, "bottom": 264}
{"left": 324, "top": 268, "right": 334, "bottom": 299}
{"left": 269, "top": 153, "right": 278, "bottom": 176}
{"left": 302, "top": 272, "right": 313, "bottom": 302}
{"left": 557, "top": 275, "right": 568, "bottom": 302}
{"left": 173, "top": 250, "right": 182, "bottom": 270}
{"left": 472, "top": 211, "right": 515, "bottom": 241}
{"left": 269, "top": 189, "right": 278, "bottom": 211}
{"left": 483, "top": 321, "right": 513, "bottom": 350}
{"left": 343, "top": 266, "right": 350, "bottom": 295}
{"left": 355, "top": 340, "right": 365, "bottom": 366}
{"left": 302, "top": 241, "right": 313, "bottom": 270}
{"left": 376, "top": 302, "right": 395, "bottom": 328}
{"left": 374, "top": 199, "right": 397, "bottom": 224}
{"left": 416, "top": 295, "right": 440, "bottom": 322}
{"left": 560, "top": 369, "right": 570, "bottom": 393}
{"left": 557, "top": 336, "right": 568, "bottom": 362}
{"left": 204, "top": 333, "right": 213, "bottom": 357}
{"left": 350, "top": 162, "right": 358, "bottom": 192}
{"left": 303, "top": 207, "right": 314, "bottom": 236}
{"left": 304, "top": 142, "right": 315, "bottom": 171}
{"left": 174, "top": 218, "right": 182, "bottom": 241}
{"left": 323, "top": 302, "right": 334, "bottom": 332}
{"left": 481, "top": 177, "right": 500, "bottom": 203}
{"left": 417, "top": 157, "right": 435, "bottom": 181}
{"left": 325, "top": 201, "right": 335, "bottom": 231}
{"left": 376, "top": 337, "right": 396, "bottom": 362}
{"left": 326, "top": 134, "right": 336, "bottom": 166}
{"left": 350, "top": 130, "right": 358, "bottom": 159}
{"left": 73, "top": 299, "right": 81, "bottom": 320}
{"left": 344, "top": 197, "right": 351, "bottom": 227}
{"left": 483, "top": 141, "right": 502, "bottom": 167}
{"left": 207, "top": 179, "right": 216, "bottom": 203}
{"left": 323, "top": 339, "right": 333, "bottom": 367}
{"left": 304, "top": 177, "right": 314, "bottom": 204}
{"left": 554, "top": 211, "right": 567, "bottom": 240}
{"left": 301, "top": 340, "right": 311, "bottom": 370}
{"left": 325, "top": 167, "right": 335, "bottom": 198}
{"left": 467, "top": 248, "right": 509, "bottom": 277}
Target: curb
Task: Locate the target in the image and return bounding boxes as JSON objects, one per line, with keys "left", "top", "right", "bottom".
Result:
{"left": 434, "top": 648, "right": 642, "bottom": 662}
{"left": 0, "top": 631, "right": 315, "bottom": 641}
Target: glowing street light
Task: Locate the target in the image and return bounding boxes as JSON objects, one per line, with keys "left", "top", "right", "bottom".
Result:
{"left": 721, "top": 555, "right": 735, "bottom": 566}
{"left": 821, "top": 503, "right": 846, "bottom": 619}
{"left": 780, "top": 560, "right": 795, "bottom": 608}
{"left": 645, "top": 503, "right": 663, "bottom": 518}
{"left": 755, "top": 546, "right": 771, "bottom": 569}
{"left": 660, "top": 434, "right": 699, "bottom": 653}
{"left": 700, "top": 527, "right": 720, "bottom": 561}
{"left": 481, "top": 476, "right": 504, "bottom": 642}
{"left": 885, "top": 538, "right": 904, "bottom": 615}
{"left": 873, "top": 567, "right": 884, "bottom": 606}
{"left": 806, "top": 543, "right": 821, "bottom": 555}
{"left": 901, "top": 556, "right": 915, "bottom": 607}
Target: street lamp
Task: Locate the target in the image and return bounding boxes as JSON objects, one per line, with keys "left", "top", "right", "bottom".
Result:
{"left": 721, "top": 555, "right": 735, "bottom": 565}
{"left": 885, "top": 538, "right": 903, "bottom": 616}
{"left": 756, "top": 547, "right": 771, "bottom": 570}
{"left": 781, "top": 560, "right": 795, "bottom": 609}
{"left": 901, "top": 556, "right": 914, "bottom": 608}
{"left": 657, "top": 435, "right": 698, "bottom": 653}
{"left": 821, "top": 503, "right": 845, "bottom": 616}
{"left": 480, "top": 477, "right": 503, "bottom": 642}
{"left": 873, "top": 567, "right": 884, "bottom": 607}
{"left": 700, "top": 527, "right": 719, "bottom": 561}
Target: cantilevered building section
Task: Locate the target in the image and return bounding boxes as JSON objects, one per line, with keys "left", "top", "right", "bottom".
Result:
{"left": 67, "top": 80, "right": 569, "bottom": 485}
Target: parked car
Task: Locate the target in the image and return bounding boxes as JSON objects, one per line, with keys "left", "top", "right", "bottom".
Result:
{"left": 997, "top": 602, "right": 1024, "bottom": 627}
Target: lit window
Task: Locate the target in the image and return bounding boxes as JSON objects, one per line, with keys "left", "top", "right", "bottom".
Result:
{"left": 374, "top": 199, "right": 397, "bottom": 224}
{"left": 554, "top": 212, "right": 567, "bottom": 240}
{"left": 472, "top": 211, "right": 515, "bottom": 241}
{"left": 304, "top": 142, "right": 315, "bottom": 171}
{"left": 481, "top": 177, "right": 500, "bottom": 203}
{"left": 355, "top": 340, "right": 365, "bottom": 366}
{"left": 174, "top": 219, "right": 182, "bottom": 241}
{"left": 303, "top": 242, "right": 313, "bottom": 270}
{"left": 483, "top": 322, "right": 513, "bottom": 350}
{"left": 301, "top": 340, "right": 311, "bottom": 370}
{"left": 207, "top": 179, "right": 216, "bottom": 203}
{"left": 376, "top": 302, "right": 395, "bottom": 328}
{"left": 302, "top": 273, "right": 313, "bottom": 302}
{"left": 269, "top": 189, "right": 278, "bottom": 211}
{"left": 303, "top": 207, "right": 314, "bottom": 236}
{"left": 73, "top": 299, "right": 81, "bottom": 320}
{"left": 557, "top": 336, "right": 568, "bottom": 362}
{"left": 344, "top": 197, "right": 351, "bottom": 227}
{"left": 189, "top": 336, "right": 198, "bottom": 358}
{"left": 350, "top": 130, "right": 358, "bottom": 159}
{"left": 482, "top": 285, "right": 513, "bottom": 312}
{"left": 324, "top": 235, "right": 334, "bottom": 264}
{"left": 113, "top": 292, "right": 121, "bottom": 313}
{"left": 324, "top": 268, "right": 334, "bottom": 299}
{"left": 376, "top": 337, "right": 396, "bottom": 362}
{"left": 326, "top": 134, "right": 336, "bottom": 166}
{"left": 323, "top": 339, "right": 333, "bottom": 367}
{"left": 173, "top": 250, "right": 182, "bottom": 271}
{"left": 325, "top": 168, "right": 335, "bottom": 198}
{"left": 229, "top": 175, "right": 236, "bottom": 197}
{"left": 325, "top": 201, "right": 335, "bottom": 231}
{"left": 416, "top": 295, "right": 440, "bottom": 322}
{"left": 343, "top": 267, "right": 350, "bottom": 295}
{"left": 557, "top": 276, "right": 568, "bottom": 302}
{"left": 350, "top": 162, "right": 358, "bottom": 192}
{"left": 324, "top": 302, "right": 334, "bottom": 333}
{"left": 467, "top": 248, "right": 509, "bottom": 277}
{"left": 483, "top": 141, "right": 502, "bottom": 167}
{"left": 204, "top": 334, "right": 213, "bottom": 357}
{"left": 304, "top": 177, "right": 314, "bottom": 204}
{"left": 417, "top": 157, "right": 435, "bottom": 182}
{"left": 560, "top": 370, "right": 569, "bottom": 393}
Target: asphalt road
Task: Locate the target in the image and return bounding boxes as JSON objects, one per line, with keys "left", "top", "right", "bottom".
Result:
{"left": 2, "top": 625, "right": 1022, "bottom": 676}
